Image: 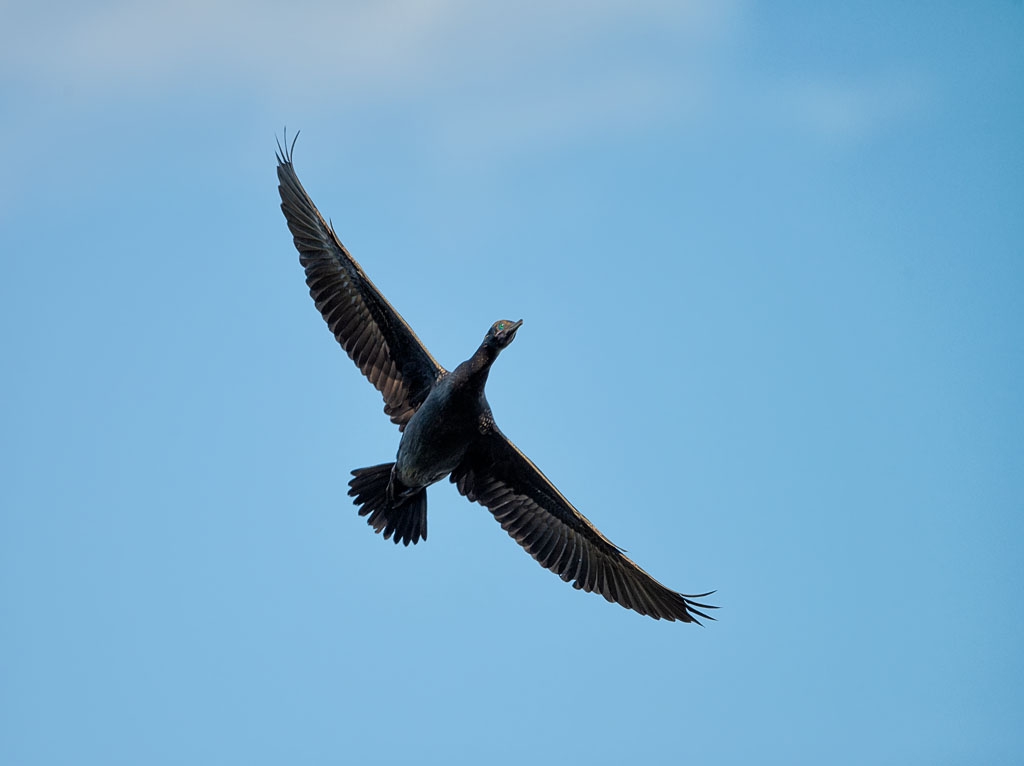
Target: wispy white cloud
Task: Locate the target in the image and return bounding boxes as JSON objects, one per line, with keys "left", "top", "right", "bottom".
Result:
{"left": 2, "top": 0, "right": 737, "bottom": 97}
{"left": 768, "top": 70, "right": 934, "bottom": 146}
{"left": 419, "top": 1, "right": 741, "bottom": 160}
{"left": 2, "top": 0, "right": 461, "bottom": 96}
{"left": 1, "top": 0, "right": 744, "bottom": 162}
{"left": 1, "top": 0, "right": 935, "bottom": 165}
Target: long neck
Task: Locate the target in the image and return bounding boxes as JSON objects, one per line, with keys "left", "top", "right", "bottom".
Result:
{"left": 457, "top": 340, "right": 499, "bottom": 394}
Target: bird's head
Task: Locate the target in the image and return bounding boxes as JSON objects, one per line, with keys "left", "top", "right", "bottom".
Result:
{"left": 485, "top": 319, "right": 523, "bottom": 350}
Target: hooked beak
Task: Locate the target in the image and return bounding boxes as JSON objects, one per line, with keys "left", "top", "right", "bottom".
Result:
{"left": 499, "top": 319, "right": 524, "bottom": 346}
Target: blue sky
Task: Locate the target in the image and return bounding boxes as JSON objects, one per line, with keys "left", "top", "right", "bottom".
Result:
{"left": 2, "top": 2, "right": 1022, "bottom": 763}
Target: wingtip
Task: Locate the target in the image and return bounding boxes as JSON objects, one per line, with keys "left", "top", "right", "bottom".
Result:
{"left": 684, "top": 592, "right": 719, "bottom": 624}
{"left": 275, "top": 126, "right": 301, "bottom": 166}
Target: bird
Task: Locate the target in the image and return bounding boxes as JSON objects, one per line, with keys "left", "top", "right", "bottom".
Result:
{"left": 276, "top": 133, "right": 716, "bottom": 623}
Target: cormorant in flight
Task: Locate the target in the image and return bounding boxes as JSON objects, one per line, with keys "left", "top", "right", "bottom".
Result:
{"left": 277, "top": 134, "right": 715, "bottom": 623}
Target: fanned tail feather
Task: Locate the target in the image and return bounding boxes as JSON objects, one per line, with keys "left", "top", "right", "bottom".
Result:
{"left": 348, "top": 463, "right": 427, "bottom": 546}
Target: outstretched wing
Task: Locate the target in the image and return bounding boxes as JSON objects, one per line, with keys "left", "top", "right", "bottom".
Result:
{"left": 451, "top": 429, "right": 717, "bottom": 623}
{"left": 277, "top": 135, "right": 445, "bottom": 429}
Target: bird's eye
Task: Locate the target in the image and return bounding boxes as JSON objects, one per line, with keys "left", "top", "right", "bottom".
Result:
{"left": 497, "top": 322, "right": 505, "bottom": 331}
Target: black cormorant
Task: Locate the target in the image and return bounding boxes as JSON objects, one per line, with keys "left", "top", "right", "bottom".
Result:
{"left": 276, "top": 134, "right": 716, "bottom": 623}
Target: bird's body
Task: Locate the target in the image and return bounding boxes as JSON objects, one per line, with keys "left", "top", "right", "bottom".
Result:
{"left": 395, "top": 339, "right": 502, "bottom": 489}
{"left": 395, "top": 370, "right": 477, "bottom": 489}
{"left": 277, "top": 133, "right": 716, "bottom": 623}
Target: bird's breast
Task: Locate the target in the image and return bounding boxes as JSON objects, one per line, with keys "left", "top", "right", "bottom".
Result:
{"left": 394, "top": 386, "right": 481, "bottom": 489}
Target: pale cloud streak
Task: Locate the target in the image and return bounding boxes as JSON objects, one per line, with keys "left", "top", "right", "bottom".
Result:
{"left": 3, "top": 0, "right": 737, "bottom": 98}
{"left": 772, "top": 70, "right": 934, "bottom": 146}
{"left": 1, "top": 0, "right": 933, "bottom": 161}
{"left": 3, "top": 0, "right": 461, "bottom": 97}
{"left": 1, "top": 0, "right": 744, "bottom": 161}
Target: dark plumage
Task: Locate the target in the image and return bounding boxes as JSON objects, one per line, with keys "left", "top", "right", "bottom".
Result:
{"left": 276, "top": 133, "right": 716, "bottom": 623}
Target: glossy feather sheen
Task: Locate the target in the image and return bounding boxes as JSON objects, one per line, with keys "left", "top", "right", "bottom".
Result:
{"left": 277, "top": 137, "right": 716, "bottom": 623}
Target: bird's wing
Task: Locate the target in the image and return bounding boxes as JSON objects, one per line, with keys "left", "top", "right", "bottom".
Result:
{"left": 451, "top": 429, "right": 716, "bottom": 623}
{"left": 277, "top": 136, "right": 445, "bottom": 430}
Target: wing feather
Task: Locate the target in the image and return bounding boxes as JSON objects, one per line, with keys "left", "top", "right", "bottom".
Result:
{"left": 452, "top": 429, "right": 717, "bottom": 623}
{"left": 276, "top": 137, "right": 445, "bottom": 429}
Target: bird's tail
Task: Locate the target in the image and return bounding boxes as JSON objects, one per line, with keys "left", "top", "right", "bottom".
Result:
{"left": 348, "top": 463, "right": 427, "bottom": 546}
